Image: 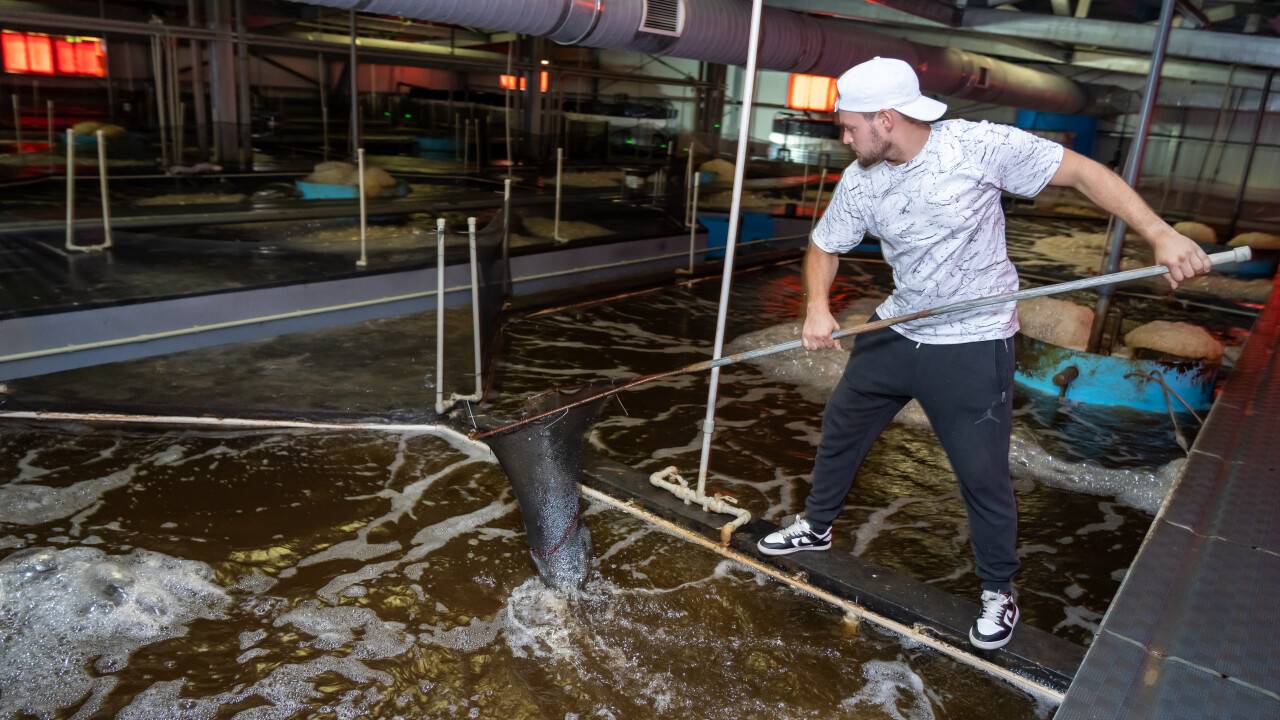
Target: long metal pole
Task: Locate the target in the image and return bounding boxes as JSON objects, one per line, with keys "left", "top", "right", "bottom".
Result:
{"left": 234, "top": 0, "right": 251, "bottom": 169}
{"left": 317, "top": 54, "right": 329, "bottom": 161}
{"left": 434, "top": 217, "right": 447, "bottom": 414}
{"left": 553, "top": 146, "right": 564, "bottom": 241}
{"left": 467, "top": 216, "right": 483, "bottom": 398}
{"left": 45, "top": 99, "right": 52, "bottom": 171}
{"left": 1227, "top": 70, "right": 1274, "bottom": 238}
{"left": 348, "top": 10, "right": 359, "bottom": 161}
{"left": 188, "top": 0, "right": 208, "bottom": 160}
{"left": 356, "top": 147, "right": 368, "bottom": 267}
{"left": 64, "top": 129, "right": 75, "bottom": 250}
{"left": 96, "top": 128, "right": 113, "bottom": 249}
{"left": 694, "top": 0, "right": 764, "bottom": 497}
{"left": 1087, "top": 0, "right": 1176, "bottom": 353}
{"left": 151, "top": 36, "right": 170, "bottom": 168}
{"left": 1158, "top": 106, "right": 1187, "bottom": 214}
{"left": 474, "top": 247, "right": 1252, "bottom": 441}
{"left": 684, "top": 146, "right": 696, "bottom": 227}
{"left": 687, "top": 174, "right": 700, "bottom": 272}
{"left": 1191, "top": 65, "right": 1237, "bottom": 217}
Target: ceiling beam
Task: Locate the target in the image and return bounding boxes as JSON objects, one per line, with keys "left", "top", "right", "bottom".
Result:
{"left": 765, "top": 1, "right": 1280, "bottom": 69}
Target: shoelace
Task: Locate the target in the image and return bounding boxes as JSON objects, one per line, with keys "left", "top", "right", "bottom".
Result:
{"left": 780, "top": 518, "right": 814, "bottom": 539}
{"left": 980, "top": 593, "right": 1011, "bottom": 624}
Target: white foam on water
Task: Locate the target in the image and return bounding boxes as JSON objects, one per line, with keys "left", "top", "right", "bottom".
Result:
{"left": 400, "top": 500, "right": 516, "bottom": 563}
{"left": 316, "top": 560, "right": 398, "bottom": 604}
{"left": 14, "top": 448, "right": 62, "bottom": 483}
{"left": 851, "top": 497, "right": 931, "bottom": 557}
{"left": 839, "top": 660, "right": 937, "bottom": 720}
{"left": 296, "top": 452, "right": 487, "bottom": 571}
{"left": 0, "top": 546, "right": 228, "bottom": 717}
{"left": 0, "top": 465, "right": 137, "bottom": 526}
{"left": 274, "top": 601, "right": 414, "bottom": 659}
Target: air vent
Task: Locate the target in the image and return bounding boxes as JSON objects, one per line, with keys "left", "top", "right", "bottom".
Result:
{"left": 640, "top": 0, "right": 683, "bottom": 37}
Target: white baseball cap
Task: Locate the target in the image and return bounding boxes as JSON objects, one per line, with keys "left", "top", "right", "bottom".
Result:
{"left": 835, "top": 57, "right": 947, "bottom": 122}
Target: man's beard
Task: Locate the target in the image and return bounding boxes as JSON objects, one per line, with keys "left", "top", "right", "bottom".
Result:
{"left": 855, "top": 126, "right": 889, "bottom": 168}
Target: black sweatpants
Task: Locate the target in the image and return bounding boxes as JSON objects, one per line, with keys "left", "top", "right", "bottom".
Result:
{"left": 803, "top": 316, "right": 1019, "bottom": 592}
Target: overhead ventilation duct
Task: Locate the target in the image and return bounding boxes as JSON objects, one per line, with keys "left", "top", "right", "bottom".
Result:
{"left": 293, "top": 0, "right": 1089, "bottom": 113}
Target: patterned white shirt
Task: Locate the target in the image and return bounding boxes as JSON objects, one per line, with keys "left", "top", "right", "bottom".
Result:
{"left": 812, "top": 119, "right": 1064, "bottom": 344}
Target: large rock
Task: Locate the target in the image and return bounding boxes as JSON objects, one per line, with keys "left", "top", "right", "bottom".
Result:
{"left": 699, "top": 158, "right": 737, "bottom": 183}
{"left": 1173, "top": 221, "right": 1216, "bottom": 245}
{"left": 1017, "top": 297, "right": 1094, "bottom": 350}
{"left": 1228, "top": 231, "right": 1280, "bottom": 250}
{"left": 1124, "top": 320, "right": 1223, "bottom": 361}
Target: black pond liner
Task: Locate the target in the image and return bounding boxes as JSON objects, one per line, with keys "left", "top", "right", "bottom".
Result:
{"left": 466, "top": 383, "right": 614, "bottom": 591}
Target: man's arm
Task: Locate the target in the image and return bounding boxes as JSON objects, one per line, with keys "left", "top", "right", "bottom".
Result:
{"left": 1048, "top": 149, "right": 1210, "bottom": 289}
{"left": 802, "top": 241, "right": 842, "bottom": 350}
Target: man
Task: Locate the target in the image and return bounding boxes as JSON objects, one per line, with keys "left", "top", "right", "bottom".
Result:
{"left": 757, "top": 57, "right": 1210, "bottom": 650}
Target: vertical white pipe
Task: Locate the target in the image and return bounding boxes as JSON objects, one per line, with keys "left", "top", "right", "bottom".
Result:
{"left": 64, "top": 129, "right": 75, "bottom": 250}
{"left": 695, "top": 0, "right": 764, "bottom": 497}
{"left": 356, "top": 147, "right": 368, "bottom": 267}
{"left": 809, "top": 167, "right": 827, "bottom": 235}
{"left": 318, "top": 54, "right": 330, "bottom": 162}
{"left": 152, "top": 36, "right": 170, "bottom": 168}
{"left": 96, "top": 129, "right": 112, "bottom": 249}
{"left": 435, "top": 217, "right": 447, "bottom": 414}
{"left": 687, "top": 174, "right": 700, "bottom": 273}
{"left": 554, "top": 146, "right": 564, "bottom": 241}
{"left": 502, "top": 177, "right": 512, "bottom": 295}
{"left": 504, "top": 41, "right": 513, "bottom": 177}
{"left": 467, "top": 216, "right": 483, "bottom": 397}
{"left": 684, "top": 147, "right": 695, "bottom": 227}
{"left": 45, "top": 99, "right": 53, "bottom": 171}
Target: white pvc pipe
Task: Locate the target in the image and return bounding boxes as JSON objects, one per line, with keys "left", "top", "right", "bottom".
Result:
{"left": 64, "top": 128, "right": 75, "bottom": 250}
{"left": 435, "top": 217, "right": 447, "bottom": 414}
{"left": 686, "top": 174, "right": 700, "bottom": 273}
{"left": 356, "top": 147, "right": 368, "bottom": 267}
{"left": 684, "top": 147, "right": 695, "bottom": 227}
{"left": 467, "top": 216, "right": 483, "bottom": 398}
{"left": 694, "top": 0, "right": 764, "bottom": 497}
{"left": 96, "top": 129, "right": 113, "bottom": 250}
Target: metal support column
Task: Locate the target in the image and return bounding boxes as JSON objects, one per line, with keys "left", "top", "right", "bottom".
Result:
{"left": 348, "top": 10, "right": 360, "bottom": 160}
{"left": 694, "top": 0, "right": 764, "bottom": 496}
{"left": 1227, "top": 70, "right": 1274, "bottom": 238}
{"left": 205, "top": 0, "right": 238, "bottom": 166}
{"left": 1087, "top": 0, "right": 1177, "bottom": 353}
{"left": 234, "top": 0, "right": 252, "bottom": 169}
{"left": 188, "top": 0, "right": 209, "bottom": 159}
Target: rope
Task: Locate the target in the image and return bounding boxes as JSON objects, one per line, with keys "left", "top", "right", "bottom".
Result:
{"left": 530, "top": 507, "right": 582, "bottom": 560}
{"left": 1125, "top": 369, "right": 1205, "bottom": 455}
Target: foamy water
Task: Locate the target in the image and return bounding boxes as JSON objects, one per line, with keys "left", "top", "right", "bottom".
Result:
{"left": 0, "top": 422, "right": 1050, "bottom": 719}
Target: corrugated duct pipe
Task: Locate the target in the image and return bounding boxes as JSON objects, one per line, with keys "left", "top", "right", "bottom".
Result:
{"left": 295, "top": 0, "right": 1088, "bottom": 113}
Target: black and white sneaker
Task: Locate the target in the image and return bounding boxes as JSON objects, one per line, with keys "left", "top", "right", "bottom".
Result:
{"left": 757, "top": 515, "right": 832, "bottom": 556}
{"left": 969, "top": 589, "right": 1019, "bottom": 650}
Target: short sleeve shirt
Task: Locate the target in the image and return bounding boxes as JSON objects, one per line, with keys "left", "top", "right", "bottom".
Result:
{"left": 812, "top": 119, "right": 1064, "bottom": 344}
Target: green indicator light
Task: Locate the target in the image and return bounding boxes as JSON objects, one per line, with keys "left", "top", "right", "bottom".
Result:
{"left": 404, "top": 113, "right": 412, "bottom": 119}
{"left": 625, "top": 137, "right": 635, "bottom": 145}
